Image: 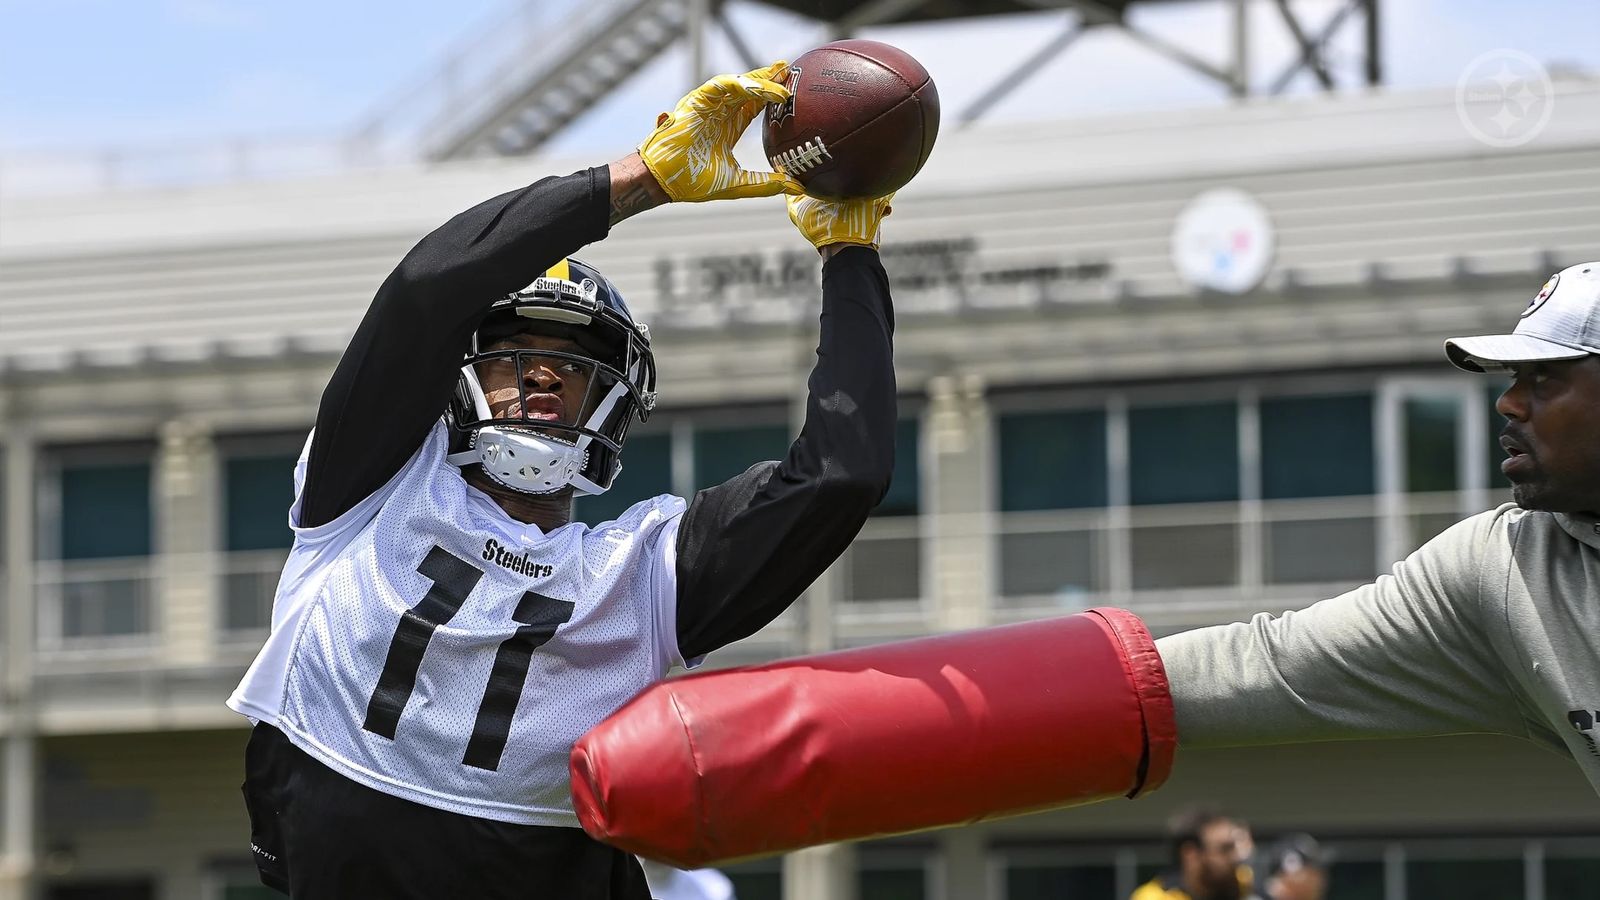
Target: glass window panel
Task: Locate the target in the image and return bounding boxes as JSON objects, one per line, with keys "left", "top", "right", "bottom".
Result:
{"left": 876, "top": 419, "right": 921, "bottom": 517}
{"left": 1132, "top": 521, "right": 1237, "bottom": 589}
{"left": 1546, "top": 856, "right": 1600, "bottom": 900}
{"left": 724, "top": 871, "right": 782, "bottom": 900}
{"left": 694, "top": 424, "right": 791, "bottom": 490}
{"left": 60, "top": 463, "right": 150, "bottom": 559}
{"left": 1405, "top": 857, "right": 1521, "bottom": 900}
{"left": 575, "top": 433, "right": 673, "bottom": 524}
{"left": 225, "top": 455, "right": 298, "bottom": 552}
{"left": 1129, "top": 402, "right": 1239, "bottom": 505}
{"left": 222, "top": 564, "right": 279, "bottom": 632}
{"left": 1265, "top": 514, "right": 1378, "bottom": 584}
{"left": 1404, "top": 395, "right": 1460, "bottom": 493}
{"left": 859, "top": 868, "right": 925, "bottom": 900}
{"left": 847, "top": 532, "right": 921, "bottom": 602}
{"left": 999, "top": 528, "right": 1102, "bottom": 601}
{"left": 61, "top": 575, "right": 150, "bottom": 639}
{"left": 1325, "top": 860, "right": 1384, "bottom": 900}
{"left": 1006, "top": 864, "right": 1115, "bottom": 899}
{"left": 1260, "top": 394, "right": 1374, "bottom": 499}
{"left": 998, "top": 409, "right": 1108, "bottom": 512}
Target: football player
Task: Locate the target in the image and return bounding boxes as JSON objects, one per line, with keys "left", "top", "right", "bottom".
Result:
{"left": 228, "top": 61, "right": 898, "bottom": 899}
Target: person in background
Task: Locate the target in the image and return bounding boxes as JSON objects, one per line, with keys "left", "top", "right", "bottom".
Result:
{"left": 1262, "top": 834, "right": 1330, "bottom": 900}
{"left": 1132, "top": 807, "right": 1255, "bottom": 900}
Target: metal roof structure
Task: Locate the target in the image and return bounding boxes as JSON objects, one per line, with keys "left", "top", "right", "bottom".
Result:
{"left": 419, "top": 0, "right": 1381, "bottom": 159}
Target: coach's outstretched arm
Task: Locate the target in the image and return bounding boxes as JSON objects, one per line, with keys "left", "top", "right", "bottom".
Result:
{"left": 673, "top": 195, "right": 899, "bottom": 659}
{"left": 1156, "top": 508, "right": 1553, "bottom": 749}
{"left": 298, "top": 63, "right": 801, "bottom": 528}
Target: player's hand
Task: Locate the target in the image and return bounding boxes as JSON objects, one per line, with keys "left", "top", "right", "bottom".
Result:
{"left": 638, "top": 61, "right": 804, "bottom": 203}
{"left": 787, "top": 192, "right": 894, "bottom": 253}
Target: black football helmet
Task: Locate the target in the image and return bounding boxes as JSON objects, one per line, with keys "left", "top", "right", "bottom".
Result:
{"left": 444, "top": 258, "right": 656, "bottom": 496}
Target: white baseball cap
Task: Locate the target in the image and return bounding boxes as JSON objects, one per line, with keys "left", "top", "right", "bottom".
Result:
{"left": 1447, "top": 262, "right": 1600, "bottom": 373}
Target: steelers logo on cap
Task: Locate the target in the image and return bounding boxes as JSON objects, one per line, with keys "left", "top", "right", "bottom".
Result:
{"left": 1522, "top": 273, "right": 1560, "bottom": 318}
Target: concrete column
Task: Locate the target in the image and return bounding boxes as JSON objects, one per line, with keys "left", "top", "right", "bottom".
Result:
{"left": 938, "top": 828, "right": 989, "bottom": 900}
{"left": 155, "top": 419, "right": 219, "bottom": 666}
{"left": 783, "top": 843, "right": 857, "bottom": 900}
{"left": 925, "top": 374, "right": 994, "bottom": 633}
{"left": 1, "top": 423, "right": 37, "bottom": 900}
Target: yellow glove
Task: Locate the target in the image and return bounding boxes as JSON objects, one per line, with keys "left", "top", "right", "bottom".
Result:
{"left": 787, "top": 192, "right": 894, "bottom": 252}
{"left": 639, "top": 61, "right": 804, "bottom": 203}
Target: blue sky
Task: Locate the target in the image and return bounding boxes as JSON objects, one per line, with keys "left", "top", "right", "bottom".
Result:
{"left": 1, "top": 0, "right": 1596, "bottom": 161}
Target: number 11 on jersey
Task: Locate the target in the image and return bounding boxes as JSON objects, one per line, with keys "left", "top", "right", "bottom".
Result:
{"left": 362, "top": 545, "right": 574, "bottom": 772}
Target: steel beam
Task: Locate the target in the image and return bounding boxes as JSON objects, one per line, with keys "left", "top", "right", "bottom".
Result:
{"left": 959, "top": 19, "right": 1088, "bottom": 126}
{"left": 1271, "top": 0, "right": 1335, "bottom": 89}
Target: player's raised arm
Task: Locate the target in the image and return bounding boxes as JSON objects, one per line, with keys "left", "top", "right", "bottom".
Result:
{"left": 297, "top": 64, "right": 801, "bottom": 529}
{"left": 1157, "top": 507, "right": 1543, "bottom": 748}
{"left": 671, "top": 193, "right": 899, "bottom": 659}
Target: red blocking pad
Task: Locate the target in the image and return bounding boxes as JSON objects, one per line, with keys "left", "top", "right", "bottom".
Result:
{"left": 571, "top": 608, "right": 1175, "bottom": 867}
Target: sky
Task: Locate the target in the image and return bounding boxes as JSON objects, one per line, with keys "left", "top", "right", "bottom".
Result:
{"left": 1, "top": 0, "right": 1597, "bottom": 174}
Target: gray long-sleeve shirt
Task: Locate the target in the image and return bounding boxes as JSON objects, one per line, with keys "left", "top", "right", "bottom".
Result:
{"left": 1156, "top": 503, "right": 1600, "bottom": 793}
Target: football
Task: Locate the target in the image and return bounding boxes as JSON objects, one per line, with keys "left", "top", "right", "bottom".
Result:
{"left": 763, "top": 39, "right": 940, "bottom": 201}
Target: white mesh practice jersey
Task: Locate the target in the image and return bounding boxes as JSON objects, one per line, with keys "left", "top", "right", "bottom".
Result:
{"left": 228, "top": 421, "right": 688, "bottom": 826}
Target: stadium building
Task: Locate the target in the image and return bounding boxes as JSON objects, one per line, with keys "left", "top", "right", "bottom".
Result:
{"left": 2, "top": 25, "right": 1599, "bottom": 900}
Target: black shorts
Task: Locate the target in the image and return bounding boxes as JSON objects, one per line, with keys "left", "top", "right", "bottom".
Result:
{"left": 241, "top": 723, "right": 651, "bottom": 900}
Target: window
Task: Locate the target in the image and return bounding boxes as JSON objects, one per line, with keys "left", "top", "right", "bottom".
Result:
{"left": 998, "top": 409, "right": 1108, "bottom": 512}
{"left": 1404, "top": 395, "right": 1460, "bottom": 493}
{"left": 1005, "top": 863, "right": 1115, "bottom": 899}
{"left": 50, "top": 456, "right": 153, "bottom": 641}
{"left": 1129, "top": 401, "right": 1238, "bottom": 589}
{"left": 1128, "top": 401, "right": 1238, "bottom": 505}
{"left": 693, "top": 423, "right": 791, "bottom": 489}
{"left": 723, "top": 863, "right": 782, "bottom": 900}
{"left": 858, "top": 848, "right": 929, "bottom": 900}
{"left": 1260, "top": 394, "right": 1374, "bottom": 499}
{"left": 221, "top": 451, "right": 298, "bottom": 633}
{"left": 60, "top": 462, "right": 151, "bottom": 560}
{"left": 1326, "top": 860, "right": 1384, "bottom": 900}
{"left": 858, "top": 868, "right": 926, "bottom": 900}
{"left": 225, "top": 455, "right": 296, "bottom": 552}
{"left": 575, "top": 432, "right": 673, "bottom": 524}
{"left": 1406, "top": 857, "right": 1521, "bottom": 900}
{"left": 875, "top": 418, "right": 922, "bottom": 517}
{"left": 1260, "top": 394, "right": 1378, "bottom": 585}
{"left": 996, "top": 409, "right": 1108, "bottom": 604}
{"left": 1546, "top": 856, "right": 1600, "bottom": 900}
{"left": 847, "top": 418, "right": 922, "bottom": 602}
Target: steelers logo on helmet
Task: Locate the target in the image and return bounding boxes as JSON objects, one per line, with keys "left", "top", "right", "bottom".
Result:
{"left": 444, "top": 258, "right": 656, "bottom": 497}
{"left": 1522, "top": 272, "right": 1560, "bottom": 318}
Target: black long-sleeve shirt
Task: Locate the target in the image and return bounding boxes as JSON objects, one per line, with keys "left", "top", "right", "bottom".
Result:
{"left": 298, "top": 166, "right": 897, "bottom": 659}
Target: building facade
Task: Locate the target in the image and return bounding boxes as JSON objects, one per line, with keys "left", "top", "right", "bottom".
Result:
{"left": 3, "top": 83, "right": 1600, "bottom": 899}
